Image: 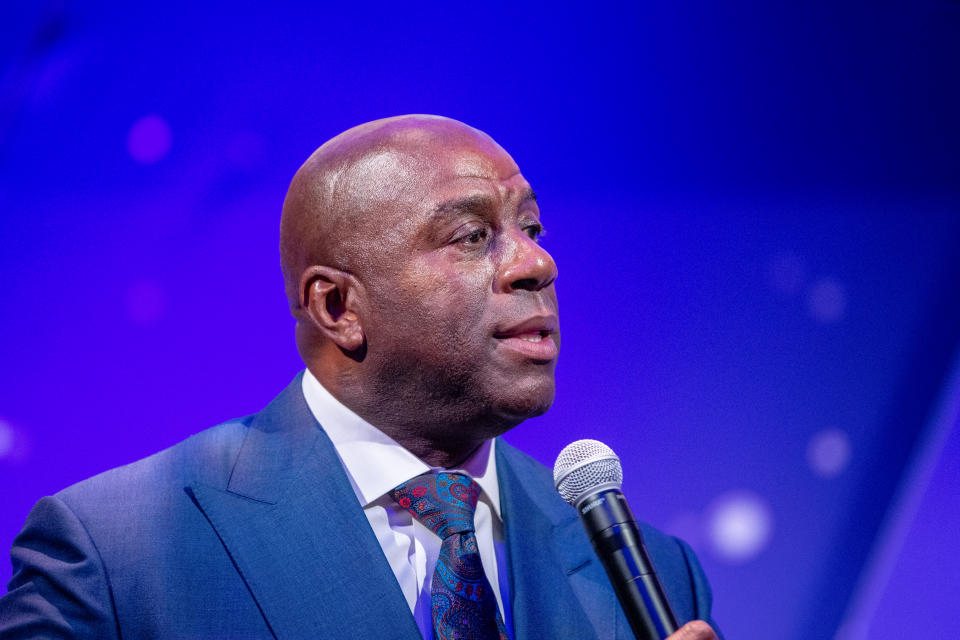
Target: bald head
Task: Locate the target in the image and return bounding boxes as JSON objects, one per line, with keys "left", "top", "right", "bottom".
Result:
{"left": 279, "top": 114, "right": 515, "bottom": 313}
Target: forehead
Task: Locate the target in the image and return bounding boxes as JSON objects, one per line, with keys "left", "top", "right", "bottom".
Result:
{"left": 420, "top": 141, "right": 530, "bottom": 206}
{"left": 341, "top": 129, "right": 529, "bottom": 211}
{"left": 414, "top": 128, "right": 526, "bottom": 195}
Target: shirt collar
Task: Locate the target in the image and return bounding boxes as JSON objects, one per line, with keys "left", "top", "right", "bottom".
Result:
{"left": 301, "top": 369, "right": 501, "bottom": 519}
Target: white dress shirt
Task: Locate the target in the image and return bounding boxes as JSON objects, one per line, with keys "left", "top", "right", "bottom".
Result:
{"left": 301, "top": 370, "right": 513, "bottom": 639}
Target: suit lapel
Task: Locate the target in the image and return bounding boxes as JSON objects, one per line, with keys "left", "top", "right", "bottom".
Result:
{"left": 187, "top": 375, "right": 420, "bottom": 640}
{"left": 497, "top": 440, "right": 624, "bottom": 639}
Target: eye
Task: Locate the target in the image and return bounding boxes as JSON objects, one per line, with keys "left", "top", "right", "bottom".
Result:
{"left": 456, "top": 226, "right": 489, "bottom": 246}
{"left": 523, "top": 222, "right": 545, "bottom": 241}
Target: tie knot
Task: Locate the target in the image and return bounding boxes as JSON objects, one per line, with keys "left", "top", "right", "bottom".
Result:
{"left": 389, "top": 472, "right": 481, "bottom": 539}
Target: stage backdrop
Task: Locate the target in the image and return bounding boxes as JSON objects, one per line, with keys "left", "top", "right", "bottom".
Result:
{"left": 1, "top": 3, "right": 958, "bottom": 639}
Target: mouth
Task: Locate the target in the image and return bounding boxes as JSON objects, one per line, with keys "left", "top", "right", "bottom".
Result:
{"left": 493, "top": 316, "right": 560, "bottom": 361}
{"left": 511, "top": 331, "right": 551, "bottom": 343}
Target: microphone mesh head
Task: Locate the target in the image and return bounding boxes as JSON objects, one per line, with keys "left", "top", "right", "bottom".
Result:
{"left": 553, "top": 439, "right": 623, "bottom": 506}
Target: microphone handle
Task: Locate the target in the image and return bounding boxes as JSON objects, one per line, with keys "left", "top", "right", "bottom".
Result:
{"left": 578, "top": 488, "right": 679, "bottom": 640}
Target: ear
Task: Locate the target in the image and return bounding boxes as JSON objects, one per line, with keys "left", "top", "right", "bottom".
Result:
{"left": 298, "top": 265, "right": 365, "bottom": 352}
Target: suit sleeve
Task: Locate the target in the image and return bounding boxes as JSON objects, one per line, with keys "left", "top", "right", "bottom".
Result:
{"left": 0, "top": 496, "right": 119, "bottom": 640}
{"left": 674, "top": 537, "right": 724, "bottom": 640}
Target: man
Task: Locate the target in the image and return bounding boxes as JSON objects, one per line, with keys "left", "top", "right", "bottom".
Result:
{"left": 1, "top": 115, "right": 721, "bottom": 639}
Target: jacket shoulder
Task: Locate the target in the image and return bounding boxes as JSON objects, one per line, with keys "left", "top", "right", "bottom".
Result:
{"left": 56, "top": 416, "right": 253, "bottom": 511}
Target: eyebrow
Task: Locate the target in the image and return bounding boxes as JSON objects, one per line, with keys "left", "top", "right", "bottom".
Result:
{"left": 431, "top": 187, "right": 538, "bottom": 218}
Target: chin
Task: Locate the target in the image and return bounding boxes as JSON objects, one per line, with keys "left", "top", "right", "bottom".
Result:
{"left": 492, "top": 378, "right": 556, "bottom": 424}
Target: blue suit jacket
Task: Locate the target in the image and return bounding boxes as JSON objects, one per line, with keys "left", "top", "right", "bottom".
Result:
{"left": 1, "top": 375, "right": 720, "bottom": 638}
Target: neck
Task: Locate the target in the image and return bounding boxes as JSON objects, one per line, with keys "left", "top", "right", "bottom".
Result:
{"left": 343, "top": 394, "right": 510, "bottom": 468}
{"left": 306, "top": 360, "right": 515, "bottom": 469}
{"left": 398, "top": 437, "right": 486, "bottom": 469}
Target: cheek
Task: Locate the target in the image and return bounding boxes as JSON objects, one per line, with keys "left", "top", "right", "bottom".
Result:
{"left": 396, "top": 260, "right": 492, "bottom": 340}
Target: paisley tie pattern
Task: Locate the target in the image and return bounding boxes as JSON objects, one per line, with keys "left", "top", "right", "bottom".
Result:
{"left": 390, "top": 472, "right": 509, "bottom": 640}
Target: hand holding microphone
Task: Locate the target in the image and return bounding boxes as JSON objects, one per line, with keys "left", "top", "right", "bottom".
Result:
{"left": 554, "top": 439, "right": 718, "bottom": 640}
{"left": 665, "top": 621, "right": 719, "bottom": 640}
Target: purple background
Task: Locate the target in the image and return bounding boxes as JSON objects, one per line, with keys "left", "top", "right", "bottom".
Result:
{"left": 2, "top": 2, "right": 959, "bottom": 639}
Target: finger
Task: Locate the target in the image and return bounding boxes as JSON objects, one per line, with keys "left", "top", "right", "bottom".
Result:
{"left": 667, "top": 619, "right": 718, "bottom": 640}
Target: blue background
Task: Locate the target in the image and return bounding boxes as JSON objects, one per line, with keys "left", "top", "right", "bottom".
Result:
{"left": 2, "top": 2, "right": 958, "bottom": 638}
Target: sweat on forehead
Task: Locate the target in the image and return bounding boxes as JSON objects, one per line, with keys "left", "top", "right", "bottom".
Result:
{"left": 279, "top": 115, "right": 515, "bottom": 310}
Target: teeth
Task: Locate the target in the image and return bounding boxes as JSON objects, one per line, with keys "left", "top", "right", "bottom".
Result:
{"left": 519, "top": 333, "right": 543, "bottom": 342}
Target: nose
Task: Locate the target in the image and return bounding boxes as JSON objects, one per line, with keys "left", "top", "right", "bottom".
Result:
{"left": 496, "top": 229, "right": 558, "bottom": 293}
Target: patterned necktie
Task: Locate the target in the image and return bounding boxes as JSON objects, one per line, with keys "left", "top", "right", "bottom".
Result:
{"left": 390, "top": 472, "right": 509, "bottom": 640}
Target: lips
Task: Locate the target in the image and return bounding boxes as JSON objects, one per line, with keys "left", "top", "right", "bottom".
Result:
{"left": 493, "top": 315, "right": 560, "bottom": 361}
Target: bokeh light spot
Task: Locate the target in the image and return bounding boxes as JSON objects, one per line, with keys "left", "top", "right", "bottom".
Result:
{"left": 126, "top": 280, "right": 167, "bottom": 326}
{"left": 807, "top": 428, "right": 852, "bottom": 478}
{"left": 807, "top": 277, "right": 847, "bottom": 323}
{"left": 708, "top": 490, "right": 773, "bottom": 563}
{"left": 0, "top": 418, "right": 15, "bottom": 459}
{"left": 127, "top": 115, "right": 172, "bottom": 164}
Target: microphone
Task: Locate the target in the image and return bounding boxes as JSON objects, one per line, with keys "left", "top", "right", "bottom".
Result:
{"left": 554, "top": 439, "right": 679, "bottom": 640}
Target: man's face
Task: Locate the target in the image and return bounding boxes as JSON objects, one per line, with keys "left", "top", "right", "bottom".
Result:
{"left": 348, "top": 131, "right": 559, "bottom": 437}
